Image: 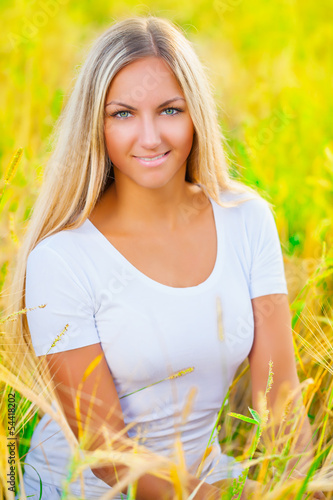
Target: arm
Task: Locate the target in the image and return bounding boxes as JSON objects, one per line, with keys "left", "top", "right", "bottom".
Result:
{"left": 45, "top": 343, "right": 222, "bottom": 500}
{"left": 248, "top": 293, "right": 314, "bottom": 474}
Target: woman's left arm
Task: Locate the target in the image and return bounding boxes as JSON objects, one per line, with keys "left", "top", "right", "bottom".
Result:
{"left": 248, "top": 293, "right": 314, "bottom": 474}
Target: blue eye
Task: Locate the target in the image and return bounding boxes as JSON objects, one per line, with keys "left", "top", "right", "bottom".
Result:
{"left": 163, "top": 108, "right": 177, "bottom": 115}
{"left": 162, "top": 107, "right": 184, "bottom": 115}
{"left": 115, "top": 110, "right": 130, "bottom": 118}
{"left": 108, "top": 106, "right": 183, "bottom": 119}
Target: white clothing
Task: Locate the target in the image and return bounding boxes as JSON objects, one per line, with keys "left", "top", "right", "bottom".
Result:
{"left": 16, "top": 472, "right": 62, "bottom": 500}
{"left": 22, "top": 189, "right": 288, "bottom": 499}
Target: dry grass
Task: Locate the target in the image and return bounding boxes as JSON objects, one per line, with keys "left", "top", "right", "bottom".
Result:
{"left": 1, "top": 0, "right": 333, "bottom": 498}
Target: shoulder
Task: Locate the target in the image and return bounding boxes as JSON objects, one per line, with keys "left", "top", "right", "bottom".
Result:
{"left": 25, "top": 222, "right": 99, "bottom": 304}
{"left": 214, "top": 190, "right": 280, "bottom": 253}
{"left": 27, "top": 221, "right": 94, "bottom": 281}
{"left": 216, "top": 189, "right": 274, "bottom": 223}
{"left": 28, "top": 221, "right": 92, "bottom": 263}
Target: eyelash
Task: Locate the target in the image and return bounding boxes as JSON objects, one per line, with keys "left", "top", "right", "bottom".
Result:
{"left": 107, "top": 107, "right": 184, "bottom": 119}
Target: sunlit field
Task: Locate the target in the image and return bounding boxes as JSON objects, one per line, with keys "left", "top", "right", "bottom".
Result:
{"left": 1, "top": 0, "right": 332, "bottom": 498}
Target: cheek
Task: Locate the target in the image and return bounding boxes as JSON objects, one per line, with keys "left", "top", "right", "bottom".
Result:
{"left": 104, "top": 125, "right": 130, "bottom": 155}
{"left": 176, "top": 119, "right": 194, "bottom": 153}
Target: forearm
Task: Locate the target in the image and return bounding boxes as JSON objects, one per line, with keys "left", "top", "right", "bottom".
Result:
{"left": 82, "top": 428, "right": 220, "bottom": 500}
{"left": 92, "top": 460, "right": 222, "bottom": 500}
{"left": 263, "top": 395, "right": 315, "bottom": 476}
{"left": 283, "top": 410, "right": 315, "bottom": 475}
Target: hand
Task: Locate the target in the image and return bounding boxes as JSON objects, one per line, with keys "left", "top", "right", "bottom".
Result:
{"left": 290, "top": 470, "right": 326, "bottom": 499}
{"left": 212, "top": 478, "right": 261, "bottom": 499}
{"left": 311, "top": 492, "right": 326, "bottom": 499}
{"left": 237, "top": 479, "right": 261, "bottom": 499}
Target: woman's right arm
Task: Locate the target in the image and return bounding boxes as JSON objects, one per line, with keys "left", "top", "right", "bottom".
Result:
{"left": 45, "top": 342, "right": 222, "bottom": 500}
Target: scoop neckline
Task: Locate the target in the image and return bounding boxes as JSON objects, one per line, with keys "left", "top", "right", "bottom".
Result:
{"left": 84, "top": 195, "right": 223, "bottom": 294}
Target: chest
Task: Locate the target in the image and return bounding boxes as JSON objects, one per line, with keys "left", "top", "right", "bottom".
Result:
{"left": 99, "top": 206, "right": 217, "bottom": 288}
{"left": 95, "top": 272, "right": 254, "bottom": 409}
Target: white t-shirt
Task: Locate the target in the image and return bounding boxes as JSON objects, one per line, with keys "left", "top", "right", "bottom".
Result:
{"left": 24, "top": 189, "right": 288, "bottom": 499}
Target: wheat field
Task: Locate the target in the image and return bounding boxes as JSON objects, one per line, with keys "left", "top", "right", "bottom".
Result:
{"left": 0, "top": 1, "right": 332, "bottom": 498}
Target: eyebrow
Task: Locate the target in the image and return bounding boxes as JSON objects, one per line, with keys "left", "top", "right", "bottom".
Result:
{"left": 105, "top": 96, "right": 186, "bottom": 110}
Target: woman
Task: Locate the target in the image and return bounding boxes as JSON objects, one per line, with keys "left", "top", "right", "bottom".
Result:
{"left": 13, "top": 15, "right": 322, "bottom": 500}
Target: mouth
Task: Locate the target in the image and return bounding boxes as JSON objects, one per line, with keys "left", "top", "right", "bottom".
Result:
{"left": 134, "top": 151, "right": 171, "bottom": 167}
{"left": 134, "top": 151, "right": 170, "bottom": 161}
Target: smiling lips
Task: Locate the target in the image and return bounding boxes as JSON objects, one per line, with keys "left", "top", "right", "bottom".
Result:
{"left": 135, "top": 152, "right": 169, "bottom": 161}
{"left": 134, "top": 151, "right": 171, "bottom": 167}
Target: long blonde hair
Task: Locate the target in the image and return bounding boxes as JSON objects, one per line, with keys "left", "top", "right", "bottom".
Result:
{"left": 8, "top": 15, "right": 265, "bottom": 357}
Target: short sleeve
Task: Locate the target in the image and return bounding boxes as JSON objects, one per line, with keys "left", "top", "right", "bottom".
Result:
{"left": 25, "top": 244, "right": 100, "bottom": 356}
{"left": 249, "top": 200, "right": 289, "bottom": 299}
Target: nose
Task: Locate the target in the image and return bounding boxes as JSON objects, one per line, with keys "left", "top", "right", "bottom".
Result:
{"left": 137, "top": 115, "right": 162, "bottom": 150}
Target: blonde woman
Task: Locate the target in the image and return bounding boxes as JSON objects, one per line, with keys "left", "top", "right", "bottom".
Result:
{"left": 13, "top": 16, "right": 323, "bottom": 500}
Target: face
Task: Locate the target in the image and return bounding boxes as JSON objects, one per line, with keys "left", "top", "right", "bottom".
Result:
{"left": 103, "top": 57, "right": 194, "bottom": 191}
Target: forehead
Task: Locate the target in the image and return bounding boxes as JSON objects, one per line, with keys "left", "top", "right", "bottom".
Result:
{"left": 106, "top": 57, "right": 184, "bottom": 103}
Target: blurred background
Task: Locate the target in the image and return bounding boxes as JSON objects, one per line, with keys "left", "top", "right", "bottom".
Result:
{"left": 1, "top": 0, "right": 332, "bottom": 302}
{"left": 0, "top": 0, "right": 332, "bottom": 494}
